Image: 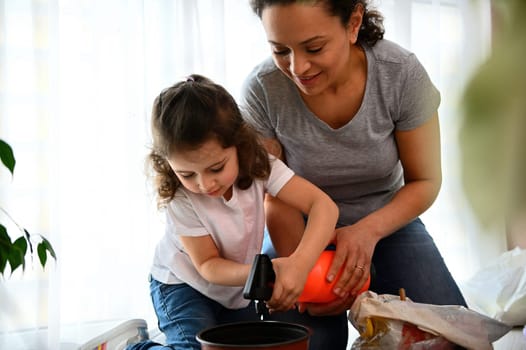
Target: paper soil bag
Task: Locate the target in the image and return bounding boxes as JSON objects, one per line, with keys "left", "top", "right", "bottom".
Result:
{"left": 349, "top": 291, "right": 512, "bottom": 350}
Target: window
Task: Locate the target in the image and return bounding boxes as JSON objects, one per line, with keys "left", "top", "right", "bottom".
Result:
{"left": 0, "top": 1, "right": 492, "bottom": 348}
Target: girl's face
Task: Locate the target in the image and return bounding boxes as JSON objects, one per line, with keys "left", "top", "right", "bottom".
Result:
{"left": 168, "top": 138, "right": 239, "bottom": 201}
{"left": 261, "top": 3, "right": 360, "bottom": 95}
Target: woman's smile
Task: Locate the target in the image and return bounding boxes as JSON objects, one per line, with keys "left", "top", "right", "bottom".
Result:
{"left": 295, "top": 72, "right": 321, "bottom": 87}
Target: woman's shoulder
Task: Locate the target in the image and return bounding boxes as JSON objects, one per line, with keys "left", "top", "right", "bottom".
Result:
{"left": 241, "top": 57, "right": 298, "bottom": 108}
{"left": 365, "top": 39, "right": 414, "bottom": 65}
{"left": 247, "top": 56, "right": 279, "bottom": 77}
{"left": 244, "top": 57, "right": 290, "bottom": 88}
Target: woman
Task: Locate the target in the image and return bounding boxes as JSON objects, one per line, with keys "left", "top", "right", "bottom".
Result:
{"left": 241, "top": 0, "right": 467, "bottom": 347}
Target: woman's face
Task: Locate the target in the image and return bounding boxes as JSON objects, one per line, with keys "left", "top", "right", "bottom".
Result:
{"left": 168, "top": 138, "right": 239, "bottom": 201}
{"left": 261, "top": 3, "right": 359, "bottom": 95}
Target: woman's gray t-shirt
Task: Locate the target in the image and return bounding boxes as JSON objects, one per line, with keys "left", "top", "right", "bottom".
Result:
{"left": 240, "top": 39, "right": 440, "bottom": 226}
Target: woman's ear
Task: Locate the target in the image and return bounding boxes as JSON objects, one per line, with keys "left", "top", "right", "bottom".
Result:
{"left": 348, "top": 3, "right": 364, "bottom": 44}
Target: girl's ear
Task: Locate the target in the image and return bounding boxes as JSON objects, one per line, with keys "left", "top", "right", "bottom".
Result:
{"left": 348, "top": 3, "right": 364, "bottom": 44}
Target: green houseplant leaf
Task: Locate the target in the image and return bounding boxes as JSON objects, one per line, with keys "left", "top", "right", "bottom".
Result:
{"left": 9, "top": 236, "right": 28, "bottom": 272}
{"left": 37, "top": 236, "right": 57, "bottom": 267}
{"left": 0, "top": 139, "right": 16, "bottom": 175}
{"left": 1, "top": 138, "right": 56, "bottom": 276}
{"left": 0, "top": 224, "right": 11, "bottom": 273}
{"left": 0, "top": 224, "right": 29, "bottom": 275}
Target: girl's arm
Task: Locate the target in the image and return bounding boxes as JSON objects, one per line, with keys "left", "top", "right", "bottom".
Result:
{"left": 179, "top": 234, "right": 250, "bottom": 286}
{"left": 261, "top": 138, "right": 307, "bottom": 257}
{"left": 276, "top": 175, "right": 338, "bottom": 266}
{"left": 266, "top": 174, "right": 339, "bottom": 312}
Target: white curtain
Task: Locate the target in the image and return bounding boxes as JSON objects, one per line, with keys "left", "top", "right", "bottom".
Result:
{"left": 377, "top": 0, "right": 499, "bottom": 280}
{"left": 0, "top": 0, "right": 492, "bottom": 349}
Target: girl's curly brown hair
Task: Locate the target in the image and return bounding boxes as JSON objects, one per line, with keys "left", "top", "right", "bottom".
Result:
{"left": 148, "top": 74, "right": 271, "bottom": 208}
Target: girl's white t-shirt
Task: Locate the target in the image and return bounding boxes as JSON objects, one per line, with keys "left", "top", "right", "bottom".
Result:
{"left": 150, "top": 157, "right": 294, "bottom": 309}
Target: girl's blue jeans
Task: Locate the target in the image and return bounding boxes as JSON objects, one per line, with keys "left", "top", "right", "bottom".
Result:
{"left": 127, "top": 218, "right": 466, "bottom": 350}
{"left": 126, "top": 279, "right": 347, "bottom": 350}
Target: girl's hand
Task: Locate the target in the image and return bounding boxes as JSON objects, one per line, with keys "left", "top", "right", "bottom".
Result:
{"left": 266, "top": 256, "right": 308, "bottom": 313}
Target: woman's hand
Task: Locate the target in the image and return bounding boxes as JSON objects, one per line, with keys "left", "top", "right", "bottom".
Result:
{"left": 266, "top": 256, "right": 309, "bottom": 313}
{"left": 298, "top": 224, "right": 378, "bottom": 316}
{"left": 330, "top": 225, "right": 377, "bottom": 296}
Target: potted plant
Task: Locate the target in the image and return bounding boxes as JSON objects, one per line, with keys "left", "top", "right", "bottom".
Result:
{"left": 0, "top": 138, "right": 56, "bottom": 277}
{"left": 460, "top": 0, "right": 525, "bottom": 245}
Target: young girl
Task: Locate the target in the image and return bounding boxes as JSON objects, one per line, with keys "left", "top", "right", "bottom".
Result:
{"left": 130, "top": 74, "right": 338, "bottom": 350}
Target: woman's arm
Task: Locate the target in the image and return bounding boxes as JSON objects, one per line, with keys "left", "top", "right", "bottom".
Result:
{"left": 179, "top": 234, "right": 250, "bottom": 286}
{"left": 302, "top": 112, "right": 442, "bottom": 315}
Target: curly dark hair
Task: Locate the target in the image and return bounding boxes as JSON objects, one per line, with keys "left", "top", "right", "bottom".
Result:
{"left": 249, "top": 0, "right": 384, "bottom": 46}
{"left": 148, "top": 74, "right": 271, "bottom": 208}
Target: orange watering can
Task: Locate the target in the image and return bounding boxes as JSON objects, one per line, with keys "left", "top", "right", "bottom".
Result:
{"left": 298, "top": 250, "right": 370, "bottom": 303}
{"left": 243, "top": 250, "right": 371, "bottom": 317}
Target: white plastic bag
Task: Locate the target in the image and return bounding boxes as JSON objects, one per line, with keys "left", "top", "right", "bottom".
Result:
{"left": 349, "top": 291, "right": 511, "bottom": 350}
{"left": 461, "top": 246, "right": 526, "bottom": 326}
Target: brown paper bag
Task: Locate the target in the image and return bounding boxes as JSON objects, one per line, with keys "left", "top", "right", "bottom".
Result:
{"left": 349, "top": 291, "right": 512, "bottom": 350}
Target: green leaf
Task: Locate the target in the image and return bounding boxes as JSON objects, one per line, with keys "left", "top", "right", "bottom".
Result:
{"left": 41, "top": 237, "right": 57, "bottom": 260}
{"left": 37, "top": 242, "right": 47, "bottom": 266}
{"left": 37, "top": 237, "right": 57, "bottom": 268}
{"left": 8, "top": 236, "right": 28, "bottom": 273}
{"left": 37, "top": 243, "right": 46, "bottom": 266}
{"left": 0, "top": 251, "right": 6, "bottom": 275}
{"left": 0, "top": 224, "right": 12, "bottom": 245}
{"left": 0, "top": 225, "right": 12, "bottom": 275}
{"left": 0, "top": 139, "right": 16, "bottom": 175}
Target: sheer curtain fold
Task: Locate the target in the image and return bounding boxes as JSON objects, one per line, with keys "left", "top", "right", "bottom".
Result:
{"left": 0, "top": 1, "right": 492, "bottom": 349}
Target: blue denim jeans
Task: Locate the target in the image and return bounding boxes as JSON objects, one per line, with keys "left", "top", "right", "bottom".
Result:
{"left": 127, "top": 279, "right": 261, "bottom": 350}
{"left": 259, "top": 217, "right": 466, "bottom": 349}
{"left": 370, "top": 218, "right": 467, "bottom": 306}
{"left": 263, "top": 217, "right": 466, "bottom": 306}
{"left": 128, "top": 218, "right": 464, "bottom": 350}
{"left": 127, "top": 278, "right": 348, "bottom": 350}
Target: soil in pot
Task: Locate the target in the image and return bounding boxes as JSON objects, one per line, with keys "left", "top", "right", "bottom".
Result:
{"left": 196, "top": 321, "right": 310, "bottom": 350}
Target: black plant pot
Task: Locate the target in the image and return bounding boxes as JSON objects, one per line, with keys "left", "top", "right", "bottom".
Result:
{"left": 196, "top": 321, "right": 310, "bottom": 350}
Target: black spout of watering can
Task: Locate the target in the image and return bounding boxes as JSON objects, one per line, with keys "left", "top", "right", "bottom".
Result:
{"left": 243, "top": 254, "right": 275, "bottom": 318}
